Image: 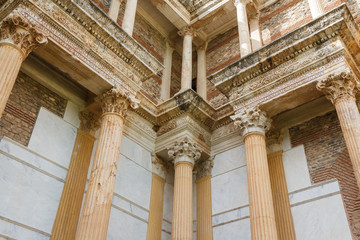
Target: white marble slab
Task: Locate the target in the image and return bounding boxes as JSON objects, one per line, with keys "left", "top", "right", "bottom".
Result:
{"left": 0, "top": 152, "right": 63, "bottom": 235}
{"left": 162, "top": 220, "right": 172, "bottom": 233}
{"left": 120, "top": 136, "right": 152, "bottom": 171}
{"left": 213, "top": 217, "right": 251, "bottom": 240}
{"left": 63, "top": 100, "right": 81, "bottom": 128}
{"left": 283, "top": 145, "right": 312, "bottom": 193}
{"left": 213, "top": 205, "right": 250, "bottom": 227}
{"left": 211, "top": 166, "right": 249, "bottom": 214}
{"left": 0, "top": 218, "right": 49, "bottom": 240}
{"left": 107, "top": 206, "right": 147, "bottom": 240}
{"left": 114, "top": 154, "right": 152, "bottom": 210}
{"left": 28, "top": 108, "right": 77, "bottom": 169}
{"left": 112, "top": 194, "right": 149, "bottom": 221}
{"left": 163, "top": 182, "right": 174, "bottom": 222}
{"left": 292, "top": 193, "right": 352, "bottom": 239}
{"left": 212, "top": 145, "right": 246, "bottom": 176}
{"left": 161, "top": 231, "right": 171, "bottom": 240}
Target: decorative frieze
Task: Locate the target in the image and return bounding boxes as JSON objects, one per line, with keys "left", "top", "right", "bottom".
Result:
{"left": 0, "top": 11, "right": 48, "bottom": 58}
{"left": 168, "top": 137, "right": 202, "bottom": 165}
{"left": 231, "top": 106, "right": 271, "bottom": 136}
{"left": 316, "top": 71, "right": 359, "bottom": 104}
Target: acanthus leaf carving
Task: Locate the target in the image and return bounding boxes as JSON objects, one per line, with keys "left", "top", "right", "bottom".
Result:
{"left": 168, "top": 137, "right": 202, "bottom": 165}
{"left": 195, "top": 156, "right": 214, "bottom": 179}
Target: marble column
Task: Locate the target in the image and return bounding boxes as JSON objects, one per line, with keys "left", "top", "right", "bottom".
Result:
{"left": 168, "top": 138, "right": 202, "bottom": 240}
{"left": 51, "top": 111, "right": 99, "bottom": 240}
{"left": 108, "top": 0, "right": 122, "bottom": 22}
{"left": 122, "top": 0, "right": 138, "bottom": 36}
{"left": 195, "top": 157, "right": 214, "bottom": 240}
{"left": 146, "top": 154, "right": 168, "bottom": 240}
{"left": 317, "top": 72, "right": 360, "bottom": 190}
{"left": 196, "top": 43, "right": 208, "bottom": 100}
{"left": 231, "top": 107, "right": 278, "bottom": 240}
{"left": 161, "top": 42, "right": 174, "bottom": 101}
{"left": 179, "top": 27, "right": 195, "bottom": 92}
{"left": 249, "top": 12, "right": 262, "bottom": 51}
{"left": 0, "top": 12, "right": 47, "bottom": 117}
{"left": 267, "top": 147, "right": 296, "bottom": 240}
{"left": 307, "top": 0, "right": 325, "bottom": 18}
{"left": 75, "top": 87, "right": 139, "bottom": 240}
{"left": 233, "top": 0, "right": 252, "bottom": 57}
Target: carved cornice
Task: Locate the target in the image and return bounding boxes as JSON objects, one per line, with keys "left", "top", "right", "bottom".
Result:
{"left": 231, "top": 106, "right": 271, "bottom": 137}
{"left": 151, "top": 153, "right": 169, "bottom": 179}
{"left": 168, "top": 137, "right": 202, "bottom": 165}
{"left": 316, "top": 71, "right": 359, "bottom": 104}
{"left": 97, "top": 86, "right": 140, "bottom": 118}
{"left": 0, "top": 11, "right": 47, "bottom": 58}
{"left": 195, "top": 157, "right": 214, "bottom": 179}
{"left": 79, "top": 110, "right": 100, "bottom": 133}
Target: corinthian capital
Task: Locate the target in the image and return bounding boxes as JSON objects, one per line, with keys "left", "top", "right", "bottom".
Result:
{"left": 79, "top": 110, "right": 100, "bottom": 133}
{"left": 151, "top": 153, "right": 169, "bottom": 179}
{"left": 195, "top": 157, "right": 214, "bottom": 179}
{"left": 0, "top": 11, "right": 48, "bottom": 58}
{"left": 316, "top": 72, "right": 360, "bottom": 104}
{"left": 233, "top": 0, "right": 249, "bottom": 7}
{"left": 231, "top": 106, "right": 271, "bottom": 137}
{"left": 97, "top": 85, "right": 140, "bottom": 119}
{"left": 168, "top": 137, "right": 202, "bottom": 165}
{"left": 178, "top": 26, "right": 197, "bottom": 37}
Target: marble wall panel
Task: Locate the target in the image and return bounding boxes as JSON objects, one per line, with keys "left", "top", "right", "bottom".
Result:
{"left": 213, "top": 217, "right": 251, "bottom": 240}
{"left": 120, "top": 135, "right": 152, "bottom": 171}
{"left": 161, "top": 231, "right": 171, "bottom": 240}
{"left": 212, "top": 145, "right": 246, "bottom": 176}
{"left": 283, "top": 145, "right": 312, "bottom": 193}
{"left": 28, "top": 108, "right": 77, "bottom": 169}
{"left": 211, "top": 166, "right": 249, "bottom": 214}
{"left": 0, "top": 218, "right": 49, "bottom": 240}
{"left": 107, "top": 207, "right": 147, "bottom": 240}
{"left": 63, "top": 100, "right": 81, "bottom": 128}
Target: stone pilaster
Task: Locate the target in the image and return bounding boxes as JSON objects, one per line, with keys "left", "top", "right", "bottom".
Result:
{"left": 233, "top": 0, "right": 252, "bottom": 56}
{"left": 122, "top": 0, "right": 138, "bottom": 35}
{"left": 168, "top": 138, "right": 202, "bottom": 240}
{"left": 161, "top": 42, "right": 174, "bottom": 101}
{"left": 51, "top": 111, "right": 99, "bottom": 240}
{"left": 196, "top": 43, "right": 208, "bottom": 100}
{"left": 317, "top": 71, "right": 360, "bottom": 191}
{"left": 0, "top": 11, "right": 47, "bottom": 117}
{"left": 146, "top": 154, "right": 168, "bottom": 240}
{"left": 307, "top": 0, "right": 325, "bottom": 18}
{"left": 231, "top": 106, "right": 278, "bottom": 240}
{"left": 195, "top": 157, "right": 214, "bottom": 240}
{"left": 249, "top": 12, "right": 262, "bottom": 51}
{"left": 75, "top": 86, "right": 139, "bottom": 240}
{"left": 108, "top": 0, "right": 122, "bottom": 21}
{"left": 179, "top": 27, "right": 196, "bottom": 92}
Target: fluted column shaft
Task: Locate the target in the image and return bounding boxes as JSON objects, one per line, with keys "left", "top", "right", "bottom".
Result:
{"left": 196, "top": 175, "right": 213, "bottom": 240}
{"left": 0, "top": 45, "right": 23, "bottom": 116}
{"left": 231, "top": 107, "right": 278, "bottom": 240}
{"left": 108, "top": 0, "right": 122, "bottom": 21}
{"left": 0, "top": 12, "right": 47, "bottom": 117}
{"left": 161, "top": 43, "right": 174, "bottom": 101}
{"left": 76, "top": 87, "right": 139, "bottom": 240}
{"left": 249, "top": 14, "right": 262, "bottom": 51}
{"left": 122, "top": 0, "right": 138, "bottom": 35}
{"left": 244, "top": 133, "right": 278, "bottom": 240}
{"left": 168, "top": 138, "right": 201, "bottom": 240}
{"left": 307, "top": 0, "right": 325, "bottom": 18}
{"left": 234, "top": 0, "right": 252, "bottom": 56}
{"left": 180, "top": 28, "right": 194, "bottom": 92}
{"left": 268, "top": 151, "right": 296, "bottom": 240}
{"left": 196, "top": 45, "right": 207, "bottom": 100}
{"left": 335, "top": 97, "right": 360, "bottom": 187}
{"left": 172, "top": 161, "right": 194, "bottom": 240}
{"left": 317, "top": 72, "right": 360, "bottom": 190}
{"left": 147, "top": 173, "right": 166, "bottom": 240}
{"left": 51, "top": 129, "right": 96, "bottom": 240}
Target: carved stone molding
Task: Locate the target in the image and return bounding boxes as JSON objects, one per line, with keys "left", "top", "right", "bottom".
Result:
{"left": 231, "top": 106, "right": 271, "bottom": 137}
{"left": 316, "top": 71, "right": 360, "bottom": 104}
{"left": 168, "top": 137, "right": 202, "bottom": 165}
{"left": 97, "top": 86, "right": 140, "bottom": 118}
{"left": 195, "top": 157, "right": 214, "bottom": 179}
{"left": 79, "top": 111, "right": 100, "bottom": 133}
{"left": 0, "top": 11, "right": 47, "bottom": 58}
{"left": 151, "top": 153, "right": 169, "bottom": 179}
{"left": 178, "top": 26, "right": 197, "bottom": 37}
